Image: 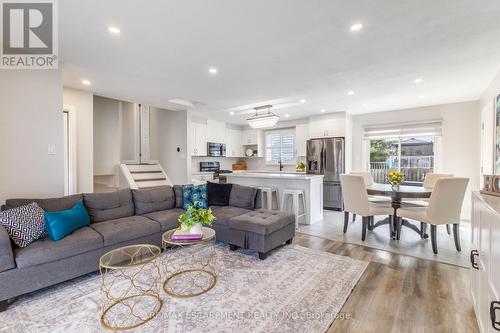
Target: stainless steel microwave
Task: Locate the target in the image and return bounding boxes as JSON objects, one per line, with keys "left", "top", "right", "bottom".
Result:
{"left": 207, "top": 142, "right": 226, "bottom": 157}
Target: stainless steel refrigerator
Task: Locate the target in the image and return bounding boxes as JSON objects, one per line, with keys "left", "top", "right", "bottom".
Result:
{"left": 306, "top": 137, "right": 345, "bottom": 210}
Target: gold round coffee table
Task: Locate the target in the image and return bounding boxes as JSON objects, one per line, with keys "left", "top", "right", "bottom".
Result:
{"left": 99, "top": 244, "right": 163, "bottom": 331}
{"left": 162, "top": 227, "right": 217, "bottom": 298}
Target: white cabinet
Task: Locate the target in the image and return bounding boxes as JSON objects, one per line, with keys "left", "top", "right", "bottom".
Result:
{"left": 241, "top": 129, "right": 263, "bottom": 157}
{"left": 309, "top": 114, "right": 346, "bottom": 138}
{"left": 241, "top": 129, "right": 259, "bottom": 145}
{"left": 206, "top": 120, "right": 226, "bottom": 144}
{"left": 191, "top": 122, "right": 207, "bottom": 156}
{"left": 226, "top": 128, "right": 242, "bottom": 157}
{"left": 295, "top": 124, "right": 309, "bottom": 157}
{"left": 471, "top": 192, "right": 500, "bottom": 333}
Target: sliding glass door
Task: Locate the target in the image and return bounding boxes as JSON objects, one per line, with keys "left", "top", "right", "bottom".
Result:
{"left": 369, "top": 136, "right": 435, "bottom": 185}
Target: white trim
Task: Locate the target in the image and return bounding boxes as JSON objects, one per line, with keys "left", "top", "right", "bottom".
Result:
{"left": 63, "top": 105, "right": 77, "bottom": 195}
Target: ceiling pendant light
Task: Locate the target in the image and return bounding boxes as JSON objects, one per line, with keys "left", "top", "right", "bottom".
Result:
{"left": 247, "top": 105, "right": 279, "bottom": 129}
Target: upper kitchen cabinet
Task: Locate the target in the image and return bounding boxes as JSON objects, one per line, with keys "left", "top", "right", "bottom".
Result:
{"left": 206, "top": 120, "right": 226, "bottom": 144}
{"left": 241, "top": 129, "right": 259, "bottom": 145}
{"left": 309, "top": 112, "right": 346, "bottom": 138}
{"left": 191, "top": 122, "right": 207, "bottom": 156}
{"left": 241, "top": 129, "right": 263, "bottom": 157}
{"left": 295, "top": 123, "right": 309, "bottom": 157}
{"left": 226, "top": 128, "right": 242, "bottom": 157}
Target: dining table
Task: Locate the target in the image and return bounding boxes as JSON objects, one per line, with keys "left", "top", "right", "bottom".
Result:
{"left": 366, "top": 183, "right": 432, "bottom": 240}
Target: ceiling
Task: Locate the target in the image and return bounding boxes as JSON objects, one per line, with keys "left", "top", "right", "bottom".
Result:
{"left": 60, "top": 0, "right": 500, "bottom": 125}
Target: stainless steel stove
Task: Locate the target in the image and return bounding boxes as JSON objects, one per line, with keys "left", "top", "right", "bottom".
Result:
{"left": 199, "top": 161, "right": 232, "bottom": 182}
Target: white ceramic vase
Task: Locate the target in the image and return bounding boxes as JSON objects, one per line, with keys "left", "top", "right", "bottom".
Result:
{"left": 190, "top": 223, "right": 203, "bottom": 234}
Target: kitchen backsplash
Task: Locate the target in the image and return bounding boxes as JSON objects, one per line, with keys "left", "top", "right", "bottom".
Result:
{"left": 191, "top": 156, "right": 241, "bottom": 172}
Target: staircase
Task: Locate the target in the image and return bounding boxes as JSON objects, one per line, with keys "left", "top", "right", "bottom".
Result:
{"left": 120, "top": 163, "right": 172, "bottom": 189}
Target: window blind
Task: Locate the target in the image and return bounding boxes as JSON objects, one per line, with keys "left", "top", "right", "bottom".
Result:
{"left": 265, "top": 128, "right": 295, "bottom": 163}
{"left": 363, "top": 120, "right": 443, "bottom": 140}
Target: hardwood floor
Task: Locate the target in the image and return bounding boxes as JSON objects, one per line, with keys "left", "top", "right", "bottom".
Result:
{"left": 293, "top": 233, "right": 479, "bottom": 333}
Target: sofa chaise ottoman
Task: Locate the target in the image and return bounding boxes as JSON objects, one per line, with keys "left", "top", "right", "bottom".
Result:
{"left": 228, "top": 209, "right": 295, "bottom": 259}
{"left": 0, "top": 183, "right": 295, "bottom": 311}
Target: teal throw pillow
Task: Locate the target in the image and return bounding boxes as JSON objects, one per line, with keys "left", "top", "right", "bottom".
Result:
{"left": 182, "top": 184, "right": 208, "bottom": 210}
{"left": 44, "top": 201, "right": 90, "bottom": 241}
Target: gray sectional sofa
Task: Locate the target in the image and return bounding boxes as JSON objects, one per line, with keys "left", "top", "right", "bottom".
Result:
{"left": 0, "top": 184, "right": 295, "bottom": 311}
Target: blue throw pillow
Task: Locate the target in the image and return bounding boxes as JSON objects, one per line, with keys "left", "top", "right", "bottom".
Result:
{"left": 182, "top": 184, "right": 208, "bottom": 210}
{"left": 44, "top": 201, "right": 90, "bottom": 241}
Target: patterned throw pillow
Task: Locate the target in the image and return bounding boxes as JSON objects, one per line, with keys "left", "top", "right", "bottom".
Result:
{"left": 182, "top": 184, "right": 208, "bottom": 210}
{"left": 0, "top": 202, "right": 47, "bottom": 247}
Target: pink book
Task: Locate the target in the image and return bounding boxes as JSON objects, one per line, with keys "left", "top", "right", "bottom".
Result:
{"left": 171, "top": 230, "right": 203, "bottom": 241}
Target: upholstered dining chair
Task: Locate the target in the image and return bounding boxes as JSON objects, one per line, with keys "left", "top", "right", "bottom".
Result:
{"left": 396, "top": 177, "right": 469, "bottom": 254}
{"left": 403, "top": 172, "right": 454, "bottom": 233}
{"left": 340, "top": 174, "right": 393, "bottom": 241}
{"left": 349, "top": 171, "right": 391, "bottom": 223}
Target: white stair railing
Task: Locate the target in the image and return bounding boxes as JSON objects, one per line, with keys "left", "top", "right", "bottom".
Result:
{"left": 120, "top": 162, "right": 173, "bottom": 189}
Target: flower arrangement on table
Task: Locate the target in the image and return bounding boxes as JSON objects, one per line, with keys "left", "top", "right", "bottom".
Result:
{"left": 177, "top": 201, "right": 216, "bottom": 235}
{"left": 387, "top": 169, "right": 404, "bottom": 191}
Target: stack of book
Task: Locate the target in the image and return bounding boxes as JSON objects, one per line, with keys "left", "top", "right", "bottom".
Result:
{"left": 170, "top": 230, "right": 203, "bottom": 241}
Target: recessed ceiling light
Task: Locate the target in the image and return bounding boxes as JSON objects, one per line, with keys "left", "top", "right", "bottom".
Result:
{"left": 363, "top": 103, "right": 368, "bottom": 107}
{"left": 419, "top": 95, "right": 425, "bottom": 99}
{"left": 229, "top": 111, "right": 235, "bottom": 116}
{"left": 108, "top": 26, "right": 121, "bottom": 35}
{"left": 81, "top": 79, "right": 91, "bottom": 86}
{"left": 300, "top": 99, "right": 306, "bottom": 103}
{"left": 209, "top": 67, "right": 217, "bottom": 74}
{"left": 348, "top": 90, "right": 355, "bottom": 96}
{"left": 350, "top": 23, "right": 363, "bottom": 32}
{"left": 320, "top": 108, "right": 326, "bottom": 113}
{"left": 414, "top": 77, "right": 423, "bottom": 84}
{"left": 285, "top": 114, "right": 290, "bottom": 118}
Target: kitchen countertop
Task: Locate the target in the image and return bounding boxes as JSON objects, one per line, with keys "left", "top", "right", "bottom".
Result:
{"left": 225, "top": 171, "right": 324, "bottom": 180}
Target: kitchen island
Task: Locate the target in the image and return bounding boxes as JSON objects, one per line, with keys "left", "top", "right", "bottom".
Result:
{"left": 225, "top": 172, "right": 324, "bottom": 224}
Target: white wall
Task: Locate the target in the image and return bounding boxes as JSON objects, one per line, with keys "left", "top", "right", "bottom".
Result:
{"left": 150, "top": 108, "right": 190, "bottom": 184}
{"left": 0, "top": 70, "right": 64, "bottom": 204}
{"left": 93, "top": 96, "right": 121, "bottom": 178}
{"left": 351, "top": 101, "right": 481, "bottom": 219}
{"left": 63, "top": 87, "right": 94, "bottom": 193}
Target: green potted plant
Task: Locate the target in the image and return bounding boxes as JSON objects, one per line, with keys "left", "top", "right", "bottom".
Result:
{"left": 178, "top": 201, "right": 216, "bottom": 234}
{"left": 296, "top": 162, "right": 306, "bottom": 172}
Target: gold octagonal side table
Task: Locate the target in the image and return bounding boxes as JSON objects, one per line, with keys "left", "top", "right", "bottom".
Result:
{"left": 99, "top": 244, "right": 163, "bottom": 331}
{"left": 162, "top": 227, "right": 218, "bottom": 298}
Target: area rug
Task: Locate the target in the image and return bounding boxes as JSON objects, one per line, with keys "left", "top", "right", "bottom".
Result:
{"left": 0, "top": 244, "right": 367, "bottom": 333}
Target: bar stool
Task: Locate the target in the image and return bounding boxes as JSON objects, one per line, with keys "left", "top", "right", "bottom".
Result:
{"left": 258, "top": 187, "right": 279, "bottom": 210}
{"left": 280, "top": 189, "right": 307, "bottom": 228}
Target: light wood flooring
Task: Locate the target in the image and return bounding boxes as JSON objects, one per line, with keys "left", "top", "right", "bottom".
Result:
{"left": 293, "top": 233, "right": 479, "bottom": 333}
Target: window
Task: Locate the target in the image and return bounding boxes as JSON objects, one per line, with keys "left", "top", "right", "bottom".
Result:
{"left": 364, "top": 120, "right": 442, "bottom": 185}
{"left": 265, "top": 128, "right": 295, "bottom": 164}
{"left": 369, "top": 137, "right": 435, "bottom": 184}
